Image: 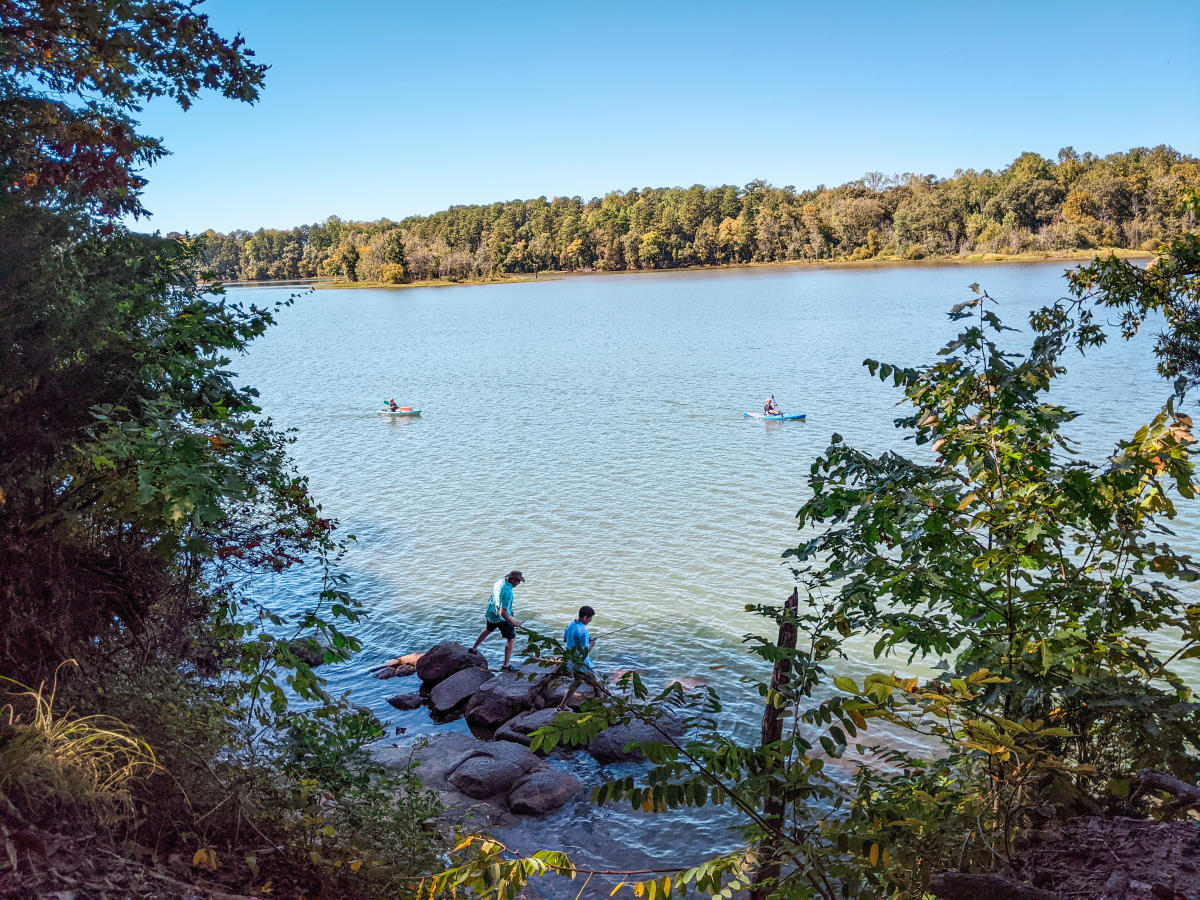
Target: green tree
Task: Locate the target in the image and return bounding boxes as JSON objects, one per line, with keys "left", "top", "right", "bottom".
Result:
{"left": 1067, "top": 191, "right": 1200, "bottom": 390}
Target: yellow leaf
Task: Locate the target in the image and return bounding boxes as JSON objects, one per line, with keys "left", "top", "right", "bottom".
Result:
{"left": 869, "top": 843, "right": 880, "bottom": 865}
{"left": 192, "top": 848, "right": 218, "bottom": 871}
{"left": 957, "top": 492, "right": 977, "bottom": 511}
{"left": 350, "top": 859, "right": 363, "bottom": 872}
{"left": 612, "top": 882, "right": 626, "bottom": 896}
{"left": 882, "top": 848, "right": 890, "bottom": 866}
{"left": 634, "top": 882, "right": 645, "bottom": 898}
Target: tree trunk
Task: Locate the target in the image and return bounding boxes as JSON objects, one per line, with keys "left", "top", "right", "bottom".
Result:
{"left": 749, "top": 586, "right": 798, "bottom": 900}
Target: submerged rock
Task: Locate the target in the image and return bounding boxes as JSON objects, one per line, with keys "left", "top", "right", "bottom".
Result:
{"left": 373, "top": 661, "right": 417, "bottom": 679}
{"left": 386, "top": 693, "right": 423, "bottom": 710}
{"left": 288, "top": 639, "right": 327, "bottom": 667}
{"left": 588, "top": 716, "right": 685, "bottom": 763}
{"left": 416, "top": 641, "right": 487, "bottom": 685}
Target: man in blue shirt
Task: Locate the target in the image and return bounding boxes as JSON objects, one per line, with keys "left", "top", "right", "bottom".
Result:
{"left": 557, "top": 605, "right": 602, "bottom": 709}
{"left": 471, "top": 569, "right": 524, "bottom": 672}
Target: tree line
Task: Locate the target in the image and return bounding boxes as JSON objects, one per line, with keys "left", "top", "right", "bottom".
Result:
{"left": 193, "top": 145, "right": 1200, "bottom": 284}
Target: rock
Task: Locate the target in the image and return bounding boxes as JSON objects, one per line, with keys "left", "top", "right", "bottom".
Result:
{"left": 416, "top": 642, "right": 488, "bottom": 685}
{"left": 374, "top": 666, "right": 398, "bottom": 680}
{"left": 495, "top": 708, "right": 567, "bottom": 748}
{"left": 535, "top": 675, "right": 598, "bottom": 710}
{"left": 373, "top": 732, "right": 579, "bottom": 824}
{"left": 288, "top": 639, "right": 326, "bottom": 667}
{"left": 394, "top": 663, "right": 417, "bottom": 677}
{"left": 588, "top": 716, "right": 685, "bottom": 763}
{"left": 386, "top": 693, "right": 423, "bottom": 710}
{"left": 406, "top": 733, "right": 489, "bottom": 788}
{"left": 507, "top": 769, "right": 584, "bottom": 815}
{"left": 398, "top": 652, "right": 423, "bottom": 666}
{"left": 448, "top": 741, "right": 542, "bottom": 799}
{"left": 464, "top": 672, "right": 536, "bottom": 732}
{"left": 431, "top": 667, "right": 494, "bottom": 713}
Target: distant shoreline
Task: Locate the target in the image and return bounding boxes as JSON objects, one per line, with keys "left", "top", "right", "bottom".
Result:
{"left": 213, "top": 248, "right": 1152, "bottom": 292}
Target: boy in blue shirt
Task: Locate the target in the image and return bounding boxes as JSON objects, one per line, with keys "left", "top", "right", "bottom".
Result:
{"left": 471, "top": 570, "right": 524, "bottom": 672}
{"left": 557, "top": 605, "right": 602, "bottom": 709}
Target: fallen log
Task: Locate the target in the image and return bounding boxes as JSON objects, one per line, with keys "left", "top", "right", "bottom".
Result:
{"left": 930, "top": 872, "right": 1060, "bottom": 900}
{"left": 1134, "top": 768, "right": 1200, "bottom": 806}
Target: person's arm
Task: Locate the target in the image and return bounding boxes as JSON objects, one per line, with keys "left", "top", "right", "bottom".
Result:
{"left": 500, "top": 584, "right": 520, "bottom": 627}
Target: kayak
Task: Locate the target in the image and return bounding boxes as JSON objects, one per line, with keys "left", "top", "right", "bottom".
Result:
{"left": 379, "top": 408, "right": 421, "bottom": 416}
{"left": 744, "top": 412, "right": 805, "bottom": 421}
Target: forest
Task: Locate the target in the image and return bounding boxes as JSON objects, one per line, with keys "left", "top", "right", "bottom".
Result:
{"left": 193, "top": 146, "right": 1200, "bottom": 284}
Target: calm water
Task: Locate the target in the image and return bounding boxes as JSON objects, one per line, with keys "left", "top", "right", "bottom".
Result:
{"left": 231, "top": 261, "right": 1198, "bottom": 888}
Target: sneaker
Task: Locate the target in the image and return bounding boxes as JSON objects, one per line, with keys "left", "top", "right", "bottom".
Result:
{"left": 500, "top": 664, "right": 517, "bottom": 673}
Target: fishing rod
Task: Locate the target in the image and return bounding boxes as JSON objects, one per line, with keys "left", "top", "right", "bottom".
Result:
{"left": 592, "top": 612, "right": 678, "bottom": 640}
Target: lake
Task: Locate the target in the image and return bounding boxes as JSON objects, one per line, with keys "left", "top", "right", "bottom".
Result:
{"left": 230, "top": 260, "right": 1198, "bottom": 888}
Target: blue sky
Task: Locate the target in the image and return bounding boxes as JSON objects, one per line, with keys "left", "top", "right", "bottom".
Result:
{"left": 135, "top": 0, "right": 1200, "bottom": 233}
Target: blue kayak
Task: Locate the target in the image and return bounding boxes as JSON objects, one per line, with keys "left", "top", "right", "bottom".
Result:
{"left": 744, "top": 412, "right": 805, "bottom": 421}
{"left": 379, "top": 408, "right": 421, "bottom": 416}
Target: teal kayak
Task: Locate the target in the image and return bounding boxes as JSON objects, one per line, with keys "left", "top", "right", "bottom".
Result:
{"left": 744, "top": 412, "right": 805, "bottom": 421}
{"left": 379, "top": 408, "right": 421, "bottom": 416}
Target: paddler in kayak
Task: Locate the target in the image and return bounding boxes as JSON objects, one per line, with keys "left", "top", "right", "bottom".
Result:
{"left": 764, "top": 395, "right": 781, "bottom": 416}
{"left": 387, "top": 397, "right": 400, "bottom": 411}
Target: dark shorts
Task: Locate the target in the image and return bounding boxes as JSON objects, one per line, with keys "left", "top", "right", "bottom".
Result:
{"left": 486, "top": 619, "right": 515, "bottom": 639}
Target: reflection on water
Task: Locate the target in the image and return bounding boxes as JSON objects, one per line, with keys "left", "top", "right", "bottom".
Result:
{"left": 231, "top": 261, "right": 1198, "bottom": 890}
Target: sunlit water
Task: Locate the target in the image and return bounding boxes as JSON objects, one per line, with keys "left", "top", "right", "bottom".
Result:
{"left": 230, "top": 261, "right": 1199, "bottom": 891}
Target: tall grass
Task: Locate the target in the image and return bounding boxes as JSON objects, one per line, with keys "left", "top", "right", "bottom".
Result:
{"left": 0, "top": 661, "right": 159, "bottom": 827}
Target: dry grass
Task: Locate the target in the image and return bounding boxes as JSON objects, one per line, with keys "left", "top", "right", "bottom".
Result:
{"left": 0, "top": 661, "right": 159, "bottom": 828}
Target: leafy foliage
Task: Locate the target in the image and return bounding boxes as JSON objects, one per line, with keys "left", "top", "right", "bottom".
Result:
{"left": 0, "top": 0, "right": 266, "bottom": 218}
{"left": 1065, "top": 189, "right": 1200, "bottom": 390}
{"left": 0, "top": 4, "right": 432, "bottom": 897}
{"left": 793, "top": 286, "right": 1200, "bottom": 787}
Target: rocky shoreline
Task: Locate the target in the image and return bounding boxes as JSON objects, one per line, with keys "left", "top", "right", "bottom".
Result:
{"left": 367, "top": 641, "right": 683, "bottom": 823}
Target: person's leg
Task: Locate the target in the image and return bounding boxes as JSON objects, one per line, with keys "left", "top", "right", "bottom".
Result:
{"left": 557, "top": 675, "right": 583, "bottom": 710}
{"left": 503, "top": 637, "right": 514, "bottom": 669}
{"left": 471, "top": 626, "right": 491, "bottom": 652}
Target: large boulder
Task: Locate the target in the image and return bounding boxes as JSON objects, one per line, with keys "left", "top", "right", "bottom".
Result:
{"left": 495, "top": 707, "right": 567, "bottom": 748}
{"left": 430, "top": 667, "right": 494, "bottom": 713}
{"left": 534, "top": 674, "right": 599, "bottom": 710}
{"left": 447, "top": 741, "right": 542, "bottom": 799}
{"left": 507, "top": 769, "right": 584, "bottom": 815}
{"left": 372, "top": 732, "right": 582, "bottom": 822}
{"left": 588, "top": 716, "right": 685, "bottom": 764}
{"left": 464, "top": 672, "right": 536, "bottom": 732}
{"left": 416, "top": 642, "right": 487, "bottom": 685}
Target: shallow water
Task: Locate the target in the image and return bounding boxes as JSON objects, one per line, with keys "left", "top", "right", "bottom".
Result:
{"left": 230, "top": 261, "right": 1199, "bottom": 891}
